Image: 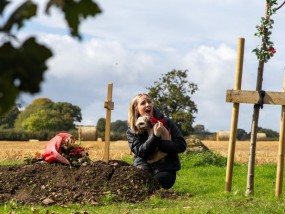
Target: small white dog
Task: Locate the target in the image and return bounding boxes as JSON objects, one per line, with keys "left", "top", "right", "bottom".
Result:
{"left": 135, "top": 116, "right": 171, "bottom": 163}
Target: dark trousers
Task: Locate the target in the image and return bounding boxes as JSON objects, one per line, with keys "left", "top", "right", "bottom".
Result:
{"left": 153, "top": 171, "right": 176, "bottom": 189}
{"left": 136, "top": 165, "right": 177, "bottom": 189}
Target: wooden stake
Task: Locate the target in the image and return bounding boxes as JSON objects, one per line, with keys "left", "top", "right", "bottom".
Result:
{"left": 78, "top": 126, "right": 81, "bottom": 143}
{"left": 225, "top": 37, "right": 244, "bottom": 192}
{"left": 103, "top": 83, "right": 114, "bottom": 164}
{"left": 276, "top": 70, "right": 285, "bottom": 196}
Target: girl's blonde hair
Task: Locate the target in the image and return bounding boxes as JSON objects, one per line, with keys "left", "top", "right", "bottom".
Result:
{"left": 128, "top": 93, "right": 150, "bottom": 132}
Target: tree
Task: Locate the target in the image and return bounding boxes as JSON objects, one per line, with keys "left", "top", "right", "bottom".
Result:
{"left": 15, "top": 98, "right": 82, "bottom": 131}
{"left": 96, "top": 118, "right": 106, "bottom": 133}
{"left": 146, "top": 69, "right": 198, "bottom": 135}
{"left": 96, "top": 117, "right": 106, "bottom": 140}
{"left": 193, "top": 124, "right": 205, "bottom": 133}
{"left": 111, "top": 120, "right": 128, "bottom": 133}
{"left": 246, "top": 0, "right": 285, "bottom": 196}
{"left": 53, "top": 102, "right": 82, "bottom": 122}
{"left": 0, "top": 0, "right": 102, "bottom": 115}
{"left": 21, "top": 109, "right": 62, "bottom": 131}
{"left": 14, "top": 98, "right": 53, "bottom": 128}
{"left": 236, "top": 128, "right": 248, "bottom": 141}
{"left": 0, "top": 105, "right": 20, "bottom": 129}
{"left": 257, "top": 127, "right": 279, "bottom": 139}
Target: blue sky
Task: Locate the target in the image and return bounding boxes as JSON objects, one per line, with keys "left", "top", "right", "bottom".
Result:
{"left": 5, "top": 0, "right": 285, "bottom": 132}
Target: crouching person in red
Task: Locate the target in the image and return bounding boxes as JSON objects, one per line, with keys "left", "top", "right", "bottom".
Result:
{"left": 126, "top": 93, "right": 187, "bottom": 189}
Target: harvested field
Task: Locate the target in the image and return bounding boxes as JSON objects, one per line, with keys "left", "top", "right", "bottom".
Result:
{"left": 203, "top": 140, "right": 279, "bottom": 165}
{"left": 0, "top": 140, "right": 280, "bottom": 165}
{"left": 0, "top": 141, "right": 131, "bottom": 162}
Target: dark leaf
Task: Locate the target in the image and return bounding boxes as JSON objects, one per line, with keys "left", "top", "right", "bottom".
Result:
{"left": 0, "top": 37, "right": 53, "bottom": 115}
{"left": 0, "top": 0, "right": 37, "bottom": 32}
{"left": 0, "top": 0, "right": 10, "bottom": 16}
{"left": 45, "top": 0, "right": 102, "bottom": 39}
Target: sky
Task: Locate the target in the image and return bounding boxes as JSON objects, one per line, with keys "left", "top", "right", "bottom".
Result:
{"left": 4, "top": 0, "right": 285, "bottom": 132}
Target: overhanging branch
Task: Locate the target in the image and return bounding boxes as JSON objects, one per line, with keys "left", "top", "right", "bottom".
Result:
{"left": 275, "top": 0, "right": 285, "bottom": 11}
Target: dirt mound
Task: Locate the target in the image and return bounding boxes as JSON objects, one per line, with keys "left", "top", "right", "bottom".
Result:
{"left": 0, "top": 160, "right": 164, "bottom": 205}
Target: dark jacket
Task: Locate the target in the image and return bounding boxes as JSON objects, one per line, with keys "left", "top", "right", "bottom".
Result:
{"left": 126, "top": 108, "right": 186, "bottom": 174}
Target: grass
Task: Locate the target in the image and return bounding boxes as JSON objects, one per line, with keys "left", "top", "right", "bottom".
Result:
{"left": 1, "top": 151, "right": 285, "bottom": 214}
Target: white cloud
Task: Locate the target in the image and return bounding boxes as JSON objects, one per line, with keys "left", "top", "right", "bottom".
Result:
{"left": 183, "top": 44, "right": 236, "bottom": 96}
{"left": 181, "top": 44, "right": 236, "bottom": 131}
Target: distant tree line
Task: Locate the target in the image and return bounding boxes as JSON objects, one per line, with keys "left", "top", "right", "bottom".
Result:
{"left": 0, "top": 98, "right": 128, "bottom": 141}
{"left": 192, "top": 124, "right": 279, "bottom": 141}
{"left": 237, "top": 127, "right": 279, "bottom": 141}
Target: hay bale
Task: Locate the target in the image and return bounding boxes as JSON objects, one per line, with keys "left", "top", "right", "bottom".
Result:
{"left": 216, "top": 131, "right": 230, "bottom": 141}
{"left": 257, "top": 133, "right": 267, "bottom": 141}
{"left": 216, "top": 131, "right": 266, "bottom": 141}
{"left": 78, "top": 126, "right": 97, "bottom": 141}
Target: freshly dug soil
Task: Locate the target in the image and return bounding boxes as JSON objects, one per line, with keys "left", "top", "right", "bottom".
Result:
{"left": 0, "top": 160, "right": 182, "bottom": 205}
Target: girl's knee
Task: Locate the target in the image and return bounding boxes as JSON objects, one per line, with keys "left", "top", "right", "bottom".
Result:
{"left": 154, "top": 171, "right": 176, "bottom": 189}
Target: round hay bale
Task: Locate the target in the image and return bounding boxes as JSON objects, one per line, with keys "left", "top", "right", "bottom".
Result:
{"left": 257, "top": 133, "right": 267, "bottom": 141}
{"left": 216, "top": 131, "right": 230, "bottom": 141}
{"left": 78, "top": 126, "right": 97, "bottom": 141}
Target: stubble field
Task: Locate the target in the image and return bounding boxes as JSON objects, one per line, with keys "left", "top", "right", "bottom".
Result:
{"left": 203, "top": 140, "right": 280, "bottom": 165}
{"left": 0, "top": 140, "right": 280, "bottom": 165}
{"left": 0, "top": 140, "right": 131, "bottom": 162}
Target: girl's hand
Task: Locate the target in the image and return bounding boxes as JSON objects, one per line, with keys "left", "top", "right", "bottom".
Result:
{"left": 153, "top": 121, "right": 165, "bottom": 137}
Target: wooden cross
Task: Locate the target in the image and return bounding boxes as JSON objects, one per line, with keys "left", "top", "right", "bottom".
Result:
{"left": 225, "top": 38, "right": 285, "bottom": 196}
{"left": 103, "top": 83, "right": 114, "bottom": 164}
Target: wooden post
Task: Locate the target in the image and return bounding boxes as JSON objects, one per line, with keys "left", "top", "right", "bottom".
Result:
{"left": 276, "top": 70, "right": 285, "bottom": 196}
{"left": 103, "top": 83, "right": 114, "bottom": 164}
{"left": 225, "top": 38, "right": 245, "bottom": 192}
{"left": 78, "top": 126, "right": 81, "bottom": 143}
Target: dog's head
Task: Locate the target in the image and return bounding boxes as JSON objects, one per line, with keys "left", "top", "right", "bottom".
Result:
{"left": 135, "top": 115, "right": 152, "bottom": 131}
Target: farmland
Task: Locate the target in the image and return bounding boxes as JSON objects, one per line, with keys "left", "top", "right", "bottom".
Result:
{"left": 1, "top": 140, "right": 285, "bottom": 213}
{"left": 203, "top": 140, "right": 280, "bottom": 165}
{"left": 0, "top": 140, "right": 280, "bottom": 164}
{"left": 0, "top": 140, "right": 131, "bottom": 162}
